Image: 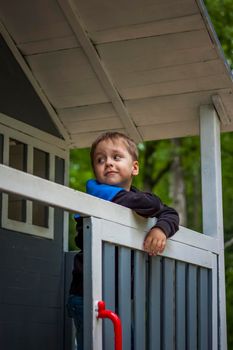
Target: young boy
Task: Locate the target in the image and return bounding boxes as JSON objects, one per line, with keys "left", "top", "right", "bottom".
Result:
{"left": 67, "top": 132, "right": 179, "bottom": 349}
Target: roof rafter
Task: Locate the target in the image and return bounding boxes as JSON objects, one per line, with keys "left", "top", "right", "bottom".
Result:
{"left": 58, "top": 0, "right": 142, "bottom": 144}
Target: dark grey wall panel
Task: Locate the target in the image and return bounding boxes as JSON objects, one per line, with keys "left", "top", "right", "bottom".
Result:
{"left": 0, "top": 158, "right": 65, "bottom": 350}
{"left": 0, "top": 35, "right": 63, "bottom": 138}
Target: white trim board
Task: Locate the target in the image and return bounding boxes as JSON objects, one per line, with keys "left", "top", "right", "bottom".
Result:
{"left": 0, "top": 113, "right": 68, "bottom": 158}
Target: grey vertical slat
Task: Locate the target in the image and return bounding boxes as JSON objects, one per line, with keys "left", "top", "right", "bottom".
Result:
{"left": 198, "top": 267, "right": 209, "bottom": 350}
{"left": 83, "top": 218, "right": 93, "bottom": 350}
{"left": 208, "top": 270, "right": 213, "bottom": 349}
{"left": 176, "top": 261, "right": 186, "bottom": 350}
{"left": 64, "top": 252, "right": 77, "bottom": 350}
{"left": 187, "top": 265, "right": 197, "bottom": 350}
{"left": 118, "top": 247, "right": 132, "bottom": 350}
{"left": 163, "top": 258, "right": 175, "bottom": 350}
{"left": 148, "top": 256, "right": 162, "bottom": 350}
{"left": 134, "top": 250, "right": 146, "bottom": 350}
{"left": 103, "top": 242, "right": 116, "bottom": 350}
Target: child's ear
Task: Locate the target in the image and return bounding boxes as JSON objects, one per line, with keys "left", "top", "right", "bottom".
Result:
{"left": 132, "top": 161, "right": 139, "bottom": 176}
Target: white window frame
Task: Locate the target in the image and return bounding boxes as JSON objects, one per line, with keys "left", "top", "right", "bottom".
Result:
{"left": 0, "top": 113, "right": 68, "bottom": 239}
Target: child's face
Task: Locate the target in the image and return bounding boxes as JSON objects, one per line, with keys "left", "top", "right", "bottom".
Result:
{"left": 93, "top": 138, "right": 139, "bottom": 190}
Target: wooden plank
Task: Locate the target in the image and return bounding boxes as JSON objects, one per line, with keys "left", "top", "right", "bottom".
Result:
{"left": 139, "top": 119, "right": 199, "bottom": 141}
{"left": 120, "top": 73, "right": 230, "bottom": 100}
{"left": 91, "top": 14, "right": 204, "bottom": 44}
{"left": 83, "top": 218, "right": 103, "bottom": 350}
{"left": 134, "top": 251, "right": 146, "bottom": 350}
{"left": 0, "top": 0, "right": 73, "bottom": 44}
{"left": 69, "top": 129, "right": 125, "bottom": 148}
{"left": 27, "top": 48, "right": 109, "bottom": 108}
{"left": 148, "top": 256, "right": 162, "bottom": 350}
{"left": 102, "top": 243, "right": 116, "bottom": 350}
{"left": 97, "top": 30, "right": 214, "bottom": 71}
{"left": 176, "top": 262, "right": 186, "bottom": 350}
{"left": 66, "top": 117, "right": 123, "bottom": 134}
{"left": 187, "top": 265, "right": 198, "bottom": 350}
{"left": 118, "top": 247, "right": 132, "bottom": 350}
{"left": 163, "top": 258, "right": 175, "bottom": 350}
{"left": 198, "top": 268, "right": 209, "bottom": 350}
{"left": 126, "top": 90, "right": 229, "bottom": 126}
{"left": 115, "top": 60, "right": 226, "bottom": 91}
{"left": 76, "top": 0, "right": 199, "bottom": 33}
{"left": 58, "top": 0, "right": 142, "bottom": 143}
{"left": 58, "top": 103, "right": 116, "bottom": 122}
{"left": 19, "top": 36, "right": 78, "bottom": 55}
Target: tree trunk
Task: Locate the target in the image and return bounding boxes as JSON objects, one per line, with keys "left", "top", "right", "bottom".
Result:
{"left": 170, "top": 139, "right": 187, "bottom": 227}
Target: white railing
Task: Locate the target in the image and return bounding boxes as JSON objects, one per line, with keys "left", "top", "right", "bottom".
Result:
{"left": 0, "top": 164, "right": 221, "bottom": 349}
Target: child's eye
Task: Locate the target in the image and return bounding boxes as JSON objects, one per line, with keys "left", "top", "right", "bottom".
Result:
{"left": 96, "top": 157, "right": 105, "bottom": 164}
{"left": 114, "top": 155, "right": 121, "bottom": 161}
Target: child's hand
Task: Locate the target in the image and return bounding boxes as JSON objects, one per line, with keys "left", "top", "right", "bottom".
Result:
{"left": 143, "top": 227, "right": 167, "bottom": 256}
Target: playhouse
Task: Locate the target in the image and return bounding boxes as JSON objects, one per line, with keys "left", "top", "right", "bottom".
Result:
{"left": 0, "top": 1, "right": 232, "bottom": 349}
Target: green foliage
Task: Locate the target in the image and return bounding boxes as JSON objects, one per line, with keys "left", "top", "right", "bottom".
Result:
{"left": 69, "top": 147, "right": 92, "bottom": 192}
{"left": 205, "top": 0, "right": 233, "bottom": 68}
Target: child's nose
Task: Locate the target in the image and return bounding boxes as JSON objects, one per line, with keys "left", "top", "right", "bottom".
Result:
{"left": 106, "top": 157, "right": 113, "bottom": 167}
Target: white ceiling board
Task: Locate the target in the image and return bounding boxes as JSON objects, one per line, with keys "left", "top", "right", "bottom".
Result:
{"left": 120, "top": 73, "right": 230, "bottom": 100}
{"left": 70, "top": 129, "right": 126, "bottom": 149}
{"left": 97, "top": 30, "right": 213, "bottom": 72}
{"left": 27, "top": 48, "right": 109, "bottom": 108}
{"left": 65, "top": 117, "right": 123, "bottom": 134}
{"left": 0, "top": 0, "right": 74, "bottom": 46}
{"left": 126, "top": 90, "right": 220, "bottom": 126}
{"left": 18, "top": 36, "right": 79, "bottom": 56}
{"left": 58, "top": 103, "right": 117, "bottom": 122}
{"left": 90, "top": 14, "right": 204, "bottom": 44}
{"left": 139, "top": 119, "right": 199, "bottom": 141}
{"left": 74, "top": 0, "right": 199, "bottom": 32}
{"left": 108, "top": 60, "right": 226, "bottom": 91}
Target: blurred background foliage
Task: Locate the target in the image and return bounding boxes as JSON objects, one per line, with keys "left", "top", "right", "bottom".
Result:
{"left": 69, "top": 0, "right": 233, "bottom": 346}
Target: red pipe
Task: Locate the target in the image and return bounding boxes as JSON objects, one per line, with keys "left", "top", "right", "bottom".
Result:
{"left": 97, "top": 300, "right": 122, "bottom": 350}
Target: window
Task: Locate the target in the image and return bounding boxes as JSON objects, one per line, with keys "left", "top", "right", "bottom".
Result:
{"left": 1, "top": 116, "right": 67, "bottom": 239}
{"left": 8, "top": 139, "right": 27, "bottom": 222}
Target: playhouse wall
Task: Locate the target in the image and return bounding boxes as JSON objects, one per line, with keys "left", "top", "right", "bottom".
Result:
{"left": 0, "top": 34, "right": 67, "bottom": 349}
{"left": 0, "top": 153, "right": 66, "bottom": 350}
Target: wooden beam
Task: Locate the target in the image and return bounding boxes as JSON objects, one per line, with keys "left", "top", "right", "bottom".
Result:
{"left": 0, "top": 21, "right": 71, "bottom": 144}
{"left": 57, "top": 0, "right": 142, "bottom": 143}
{"left": 212, "top": 94, "right": 231, "bottom": 125}
{"left": 200, "top": 105, "right": 227, "bottom": 350}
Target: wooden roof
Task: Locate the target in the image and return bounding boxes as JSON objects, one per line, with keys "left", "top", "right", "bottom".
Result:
{"left": 0, "top": 0, "right": 233, "bottom": 148}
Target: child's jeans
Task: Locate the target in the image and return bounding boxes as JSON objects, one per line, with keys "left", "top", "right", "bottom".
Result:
{"left": 67, "top": 294, "right": 84, "bottom": 350}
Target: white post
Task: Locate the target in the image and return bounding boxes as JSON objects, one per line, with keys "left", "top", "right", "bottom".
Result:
{"left": 200, "top": 105, "right": 227, "bottom": 349}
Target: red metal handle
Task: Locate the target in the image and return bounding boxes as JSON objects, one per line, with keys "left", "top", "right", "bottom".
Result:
{"left": 97, "top": 300, "right": 122, "bottom": 350}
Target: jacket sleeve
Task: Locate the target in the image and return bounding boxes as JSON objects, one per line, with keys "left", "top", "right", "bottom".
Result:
{"left": 112, "top": 189, "right": 179, "bottom": 238}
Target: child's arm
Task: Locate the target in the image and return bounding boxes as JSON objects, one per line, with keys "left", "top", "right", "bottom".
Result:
{"left": 86, "top": 180, "right": 179, "bottom": 255}
{"left": 112, "top": 189, "right": 179, "bottom": 238}
{"left": 112, "top": 189, "right": 179, "bottom": 255}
